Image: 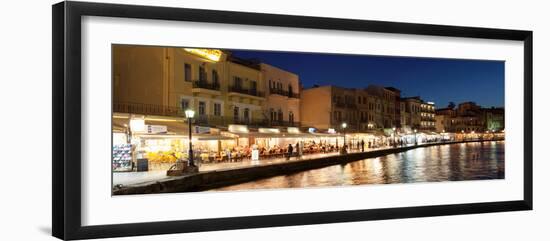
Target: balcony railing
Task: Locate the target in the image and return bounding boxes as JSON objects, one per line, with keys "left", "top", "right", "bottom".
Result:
{"left": 113, "top": 102, "right": 312, "bottom": 128}
{"left": 192, "top": 80, "right": 220, "bottom": 91}
{"left": 421, "top": 116, "right": 435, "bottom": 121}
{"left": 114, "top": 102, "right": 181, "bottom": 117}
{"left": 334, "top": 102, "right": 356, "bottom": 109}
{"left": 228, "top": 86, "right": 265, "bottom": 98}
{"left": 268, "top": 120, "right": 300, "bottom": 127}
{"left": 269, "top": 88, "right": 300, "bottom": 98}
{"left": 195, "top": 114, "right": 268, "bottom": 127}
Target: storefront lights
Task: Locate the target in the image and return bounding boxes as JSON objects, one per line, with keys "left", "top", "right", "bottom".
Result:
{"left": 129, "top": 118, "right": 145, "bottom": 132}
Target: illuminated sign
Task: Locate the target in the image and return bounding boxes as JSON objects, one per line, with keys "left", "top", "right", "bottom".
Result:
{"left": 183, "top": 48, "right": 222, "bottom": 62}
{"left": 194, "top": 126, "right": 211, "bottom": 134}
{"left": 228, "top": 124, "right": 249, "bottom": 134}
{"left": 327, "top": 128, "right": 336, "bottom": 134}
{"left": 287, "top": 127, "right": 300, "bottom": 134}
{"left": 147, "top": 125, "right": 167, "bottom": 134}
{"left": 259, "top": 128, "right": 280, "bottom": 134}
{"left": 129, "top": 118, "right": 145, "bottom": 132}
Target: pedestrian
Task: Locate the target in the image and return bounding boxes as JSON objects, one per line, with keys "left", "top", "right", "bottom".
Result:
{"left": 361, "top": 139, "right": 365, "bottom": 152}
{"left": 295, "top": 142, "right": 301, "bottom": 157}
{"left": 287, "top": 143, "right": 293, "bottom": 160}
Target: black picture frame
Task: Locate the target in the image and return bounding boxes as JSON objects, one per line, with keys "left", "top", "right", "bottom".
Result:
{"left": 52, "top": 1, "right": 533, "bottom": 240}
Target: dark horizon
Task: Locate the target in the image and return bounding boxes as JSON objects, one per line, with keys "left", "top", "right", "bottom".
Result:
{"left": 230, "top": 49, "right": 504, "bottom": 109}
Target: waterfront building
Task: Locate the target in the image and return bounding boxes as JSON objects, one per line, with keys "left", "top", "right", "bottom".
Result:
{"left": 420, "top": 101, "right": 436, "bottom": 130}
{"left": 435, "top": 107, "right": 454, "bottom": 132}
{"left": 300, "top": 85, "right": 360, "bottom": 130}
{"left": 400, "top": 96, "right": 435, "bottom": 131}
{"left": 365, "top": 85, "right": 401, "bottom": 129}
{"left": 113, "top": 46, "right": 267, "bottom": 127}
{"left": 261, "top": 63, "right": 301, "bottom": 127}
{"left": 484, "top": 107, "right": 505, "bottom": 131}
{"left": 435, "top": 102, "right": 505, "bottom": 133}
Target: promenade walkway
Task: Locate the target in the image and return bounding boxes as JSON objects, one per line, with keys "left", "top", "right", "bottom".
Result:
{"left": 112, "top": 146, "right": 394, "bottom": 186}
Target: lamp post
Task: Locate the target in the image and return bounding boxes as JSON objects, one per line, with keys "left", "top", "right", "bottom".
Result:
{"left": 341, "top": 122, "right": 347, "bottom": 149}
{"left": 392, "top": 127, "right": 397, "bottom": 148}
{"left": 185, "top": 109, "right": 196, "bottom": 168}
{"left": 414, "top": 129, "right": 418, "bottom": 146}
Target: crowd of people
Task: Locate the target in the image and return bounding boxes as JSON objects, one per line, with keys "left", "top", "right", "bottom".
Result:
{"left": 193, "top": 138, "right": 403, "bottom": 164}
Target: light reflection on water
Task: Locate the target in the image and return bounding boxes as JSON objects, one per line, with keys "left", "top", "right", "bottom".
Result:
{"left": 214, "top": 141, "right": 505, "bottom": 191}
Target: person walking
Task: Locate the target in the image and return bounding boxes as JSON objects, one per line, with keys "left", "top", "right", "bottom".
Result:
{"left": 361, "top": 139, "right": 365, "bottom": 152}
{"left": 287, "top": 143, "right": 293, "bottom": 160}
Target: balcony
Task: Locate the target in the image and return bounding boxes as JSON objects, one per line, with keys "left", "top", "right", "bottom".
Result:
{"left": 193, "top": 80, "right": 220, "bottom": 92}
{"left": 113, "top": 102, "right": 181, "bottom": 117}
{"left": 269, "top": 88, "right": 300, "bottom": 99}
{"left": 269, "top": 120, "right": 300, "bottom": 127}
{"left": 334, "top": 102, "right": 356, "bottom": 109}
{"left": 421, "top": 116, "right": 435, "bottom": 121}
{"left": 228, "top": 86, "right": 265, "bottom": 98}
{"left": 195, "top": 114, "right": 268, "bottom": 127}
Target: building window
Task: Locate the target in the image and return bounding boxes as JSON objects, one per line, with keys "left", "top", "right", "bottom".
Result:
{"left": 198, "top": 101, "right": 206, "bottom": 116}
{"left": 199, "top": 66, "right": 207, "bottom": 82}
{"left": 212, "top": 70, "right": 219, "bottom": 87}
{"left": 213, "top": 103, "right": 221, "bottom": 116}
{"left": 288, "top": 84, "right": 293, "bottom": 97}
{"left": 184, "top": 64, "right": 192, "bottom": 82}
{"left": 289, "top": 111, "right": 294, "bottom": 124}
{"left": 233, "top": 107, "right": 239, "bottom": 122}
{"left": 180, "top": 99, "right": 190, "bottom": 110}
{"left": 278, "top": 109, "right": 283, "bottom": 122}
{"left": 269, "top": 109, "right": 277, "bottom": 122}
{"left": 243, "top": 108, "right": 250, "bottom": 123}
{"left": 233, "top": 76, "right": 242, "bottom": 89}
{"left": 250, "top": 80, "right": 257, "bottom": 93}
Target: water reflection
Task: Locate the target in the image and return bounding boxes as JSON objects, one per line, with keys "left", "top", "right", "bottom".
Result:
{"left": 214, "top": 141, "right": 505, "bottom": 191}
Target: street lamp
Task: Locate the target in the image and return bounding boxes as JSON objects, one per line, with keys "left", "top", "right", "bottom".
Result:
{"left": 341, "top": 122, "right": 347, "bottom": 149}
{"left": 414, "top": 129, "right": 418, "bottom": 146}
{"left": 185, "top": 109, "right": 196, "bottom": 168}
{"left": 392, "top": 127, "right": 397, "bottom": 147}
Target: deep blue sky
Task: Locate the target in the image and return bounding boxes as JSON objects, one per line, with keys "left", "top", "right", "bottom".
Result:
{"left": 231, "top": 49, "right": 504, "bottom": 109}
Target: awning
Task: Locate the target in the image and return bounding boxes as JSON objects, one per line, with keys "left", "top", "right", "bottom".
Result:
{"left": 112, "top": 114, "right": 188, "bottom": 134}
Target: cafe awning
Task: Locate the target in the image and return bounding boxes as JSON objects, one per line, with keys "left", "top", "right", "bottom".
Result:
{"left": 112, "top": 114, "right": 188, "bottom": 134}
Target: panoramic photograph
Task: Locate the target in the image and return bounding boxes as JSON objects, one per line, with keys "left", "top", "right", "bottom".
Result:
{"left": 111, "top": 45, "right": 505, "bottom": 195}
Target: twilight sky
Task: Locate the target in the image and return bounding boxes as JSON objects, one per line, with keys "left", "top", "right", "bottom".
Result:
{"left": 230, "top": 49, "right": 504, "bottom": 109}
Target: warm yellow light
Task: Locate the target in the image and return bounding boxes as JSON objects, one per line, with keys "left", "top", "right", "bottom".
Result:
{"left": 144, "top": 117, "right": 178, "bottom": 122}
{"left": 184, "top": 109, "right": 195, "bottom": 119}
{"left": 342, "top": 123, "right": 347, "bottom": 128}
{"left": 183, "top": 48, "right": 222, "bottom": 62}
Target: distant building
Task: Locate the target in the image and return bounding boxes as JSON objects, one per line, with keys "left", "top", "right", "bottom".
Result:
{"left": 435, "top": 102, "right": 504, "bottom": 132}
{"left": 401, "top": 96, "right": 435, "bottom": 131}
{"left": 300, "top": 85, "right": 360, "bottom": 130}
{"left": 365, "top": 85, "right": 401, "bottom": 128}
{"left": 435, "top": 107, "right": 454, "bottom": 132}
